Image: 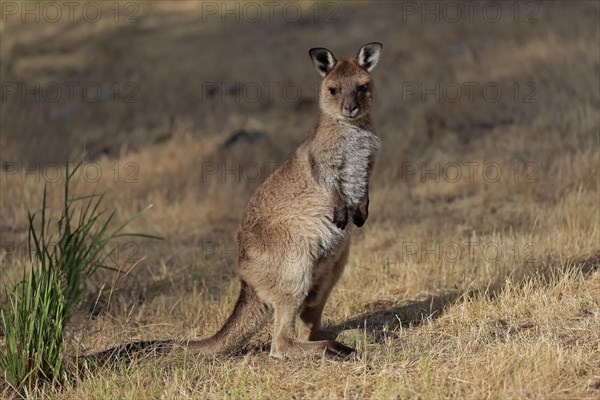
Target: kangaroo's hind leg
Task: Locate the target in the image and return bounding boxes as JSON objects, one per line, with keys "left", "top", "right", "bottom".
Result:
{"left": 298, "top": 241, "right": 350, "bottom": 341}
{"left": 265, "top": 250, "right": 355, "bottom": 360}
{"left": 269, "top": 297, "right": 356, "bottom": 360}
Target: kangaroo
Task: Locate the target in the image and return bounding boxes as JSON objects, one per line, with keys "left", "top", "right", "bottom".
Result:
{"left": 92, "top": 43, "right": 382, "bottom": 363}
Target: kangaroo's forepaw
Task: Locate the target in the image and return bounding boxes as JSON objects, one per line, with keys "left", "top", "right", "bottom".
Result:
{"left": 333, "top": 205, "right": 348, "bottom": 230}
{"left": 352, "top": 209, "right": 368, "bottom": 227}
{"left": 352, "top": 197, "right": 369, "bottom": 227}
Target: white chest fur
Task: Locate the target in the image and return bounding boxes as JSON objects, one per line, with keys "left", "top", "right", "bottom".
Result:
{"left": 338, "top": 123, "right": 380, "bottom": 207}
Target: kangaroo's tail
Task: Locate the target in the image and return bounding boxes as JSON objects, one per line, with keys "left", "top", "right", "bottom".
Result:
{"left": 185, "top": 280, "right": 271, "bottom": 354}
{"left": 82, "top": 280, "right": 271, "bottom": 368}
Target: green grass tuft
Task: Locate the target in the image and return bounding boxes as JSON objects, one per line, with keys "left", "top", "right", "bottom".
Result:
{"left": 0, "top": 161, "right": 159, "bottom": 392}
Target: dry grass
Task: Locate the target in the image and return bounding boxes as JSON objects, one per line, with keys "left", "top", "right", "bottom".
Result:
{"left": 1, "top": 1, "right": 599, "bottom": 398}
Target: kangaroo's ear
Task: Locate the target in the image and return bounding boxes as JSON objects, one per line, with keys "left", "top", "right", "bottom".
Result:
{"left": 356, "top": 42, "right": 383, "bottom": 72}
{"left": 309, "top": 47, "right": 337, "bottom": 77}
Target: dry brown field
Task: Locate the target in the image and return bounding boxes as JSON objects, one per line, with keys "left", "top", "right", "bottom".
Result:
{"left": 1, "top": 1, "right": 599, "bottom": 398}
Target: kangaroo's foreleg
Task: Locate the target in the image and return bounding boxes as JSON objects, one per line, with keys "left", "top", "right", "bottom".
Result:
{"left": 352, "top": 187, "right": 369, "bottom": 227}
{"left": 331, "top": 186, "right": 348, "bottom": 230}
{"left": 351, "top": 150, "right": 376, "bottom": 228}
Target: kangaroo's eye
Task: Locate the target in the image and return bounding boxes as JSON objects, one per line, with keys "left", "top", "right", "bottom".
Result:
{"left": 358, "top": 84, "right": 369, "bottom": 92}
{"left": 328, "top": 87, "right": 338, "bottom": 95}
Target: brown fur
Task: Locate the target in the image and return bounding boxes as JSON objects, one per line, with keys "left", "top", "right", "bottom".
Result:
{"left": 182, "top": 43, "right": 383, "bottom": 359}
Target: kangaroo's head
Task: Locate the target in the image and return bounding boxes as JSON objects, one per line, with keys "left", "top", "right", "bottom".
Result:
{"left": 309, "top": 42, "right": 383, "bottom": 121}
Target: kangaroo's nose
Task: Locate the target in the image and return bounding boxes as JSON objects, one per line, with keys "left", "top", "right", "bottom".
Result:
{"left": 343, "top": 103, "right": 359, "bottom": 117}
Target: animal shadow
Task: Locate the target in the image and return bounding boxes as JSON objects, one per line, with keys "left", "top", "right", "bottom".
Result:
{"left": 328, "top": 291, "right": 466, "bottom": 343}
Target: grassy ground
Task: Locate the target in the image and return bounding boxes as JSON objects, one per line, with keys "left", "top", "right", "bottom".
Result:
{"left": 1, "top": 1, "right": 599, "bottom": 398}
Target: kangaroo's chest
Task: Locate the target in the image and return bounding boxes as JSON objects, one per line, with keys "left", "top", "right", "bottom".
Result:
{"left": 343, "top": 127, "right": 378, "bottom": 164}
{"left": 337, "top": 125, "right": 380, "bottom": 205}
